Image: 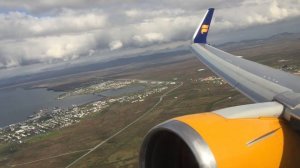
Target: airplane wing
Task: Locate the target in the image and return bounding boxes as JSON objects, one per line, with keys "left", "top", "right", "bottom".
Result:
{"left": 140, "top": 8, "right": 300, "bottom": 168}
{"left": 191, "top": 8, "right": 300, "bottom": 122}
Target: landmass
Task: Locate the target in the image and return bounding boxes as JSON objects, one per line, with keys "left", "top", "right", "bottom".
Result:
{"left": 0, "top": 34, "right": 299, "bottom": 168}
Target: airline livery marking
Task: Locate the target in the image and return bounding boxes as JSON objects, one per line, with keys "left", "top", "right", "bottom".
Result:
{"left": 201, "top": 24, "right": 209, "bottom": 34}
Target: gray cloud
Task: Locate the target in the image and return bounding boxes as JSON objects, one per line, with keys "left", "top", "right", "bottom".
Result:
{"left": 0, "top": 0, "right": 299, "bottom": 70}
{"left": 0, "top": 0, "right": 136, "bottom": 13}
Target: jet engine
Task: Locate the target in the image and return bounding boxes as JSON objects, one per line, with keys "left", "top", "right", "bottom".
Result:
{"left": 139, "top": 102, "right": 300, "bottom": 168}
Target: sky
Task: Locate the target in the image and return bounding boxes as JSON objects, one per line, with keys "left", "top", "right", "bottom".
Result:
{"left": 0, "top": 0, "right": 299, "bottom": 79}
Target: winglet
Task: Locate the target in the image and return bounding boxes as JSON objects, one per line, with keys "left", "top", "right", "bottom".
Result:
{"left": 192, "top": 8, "right": 214, "bottom": 44}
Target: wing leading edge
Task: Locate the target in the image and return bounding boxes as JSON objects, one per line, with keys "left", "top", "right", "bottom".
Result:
{"left": 191, "top": 9, "right": 300, "bottom": 122}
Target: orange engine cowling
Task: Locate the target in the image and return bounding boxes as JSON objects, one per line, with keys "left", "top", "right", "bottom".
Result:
{"left": 140, "top": 112, "right": 300, "bottom": 168}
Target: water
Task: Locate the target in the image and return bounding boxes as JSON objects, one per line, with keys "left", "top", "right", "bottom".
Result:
{"left": 0, "top": 88, "right": 101, "bottom": 127}
{"left": 0, "top": 85, "right": 145, "bottom": 127}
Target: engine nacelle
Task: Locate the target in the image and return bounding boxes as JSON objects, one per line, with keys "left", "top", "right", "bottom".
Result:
{"left": 140, "top": 107, "right": 300, "bottom": 168}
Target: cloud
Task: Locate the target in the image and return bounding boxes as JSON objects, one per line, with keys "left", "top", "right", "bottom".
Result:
{"left": 109, "top": 40, "right": 123, "bottom": 50}
{"left": 0, "top": 0, "right": 136, "bottom": 13}
{"left": 0, "top": 9, "right": 107, "bottom": 40}
{"left": 0, "top": 31, "right": 103, "bottom": 67}
{"left": 133, "top": 33, "right": 164, "bottom": 43}
{"left": 0, "top": 0, "right": 299, "bottom": 70}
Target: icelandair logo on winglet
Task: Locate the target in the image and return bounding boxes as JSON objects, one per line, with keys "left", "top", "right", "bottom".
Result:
{"left": 201, "top": 24, "right": 209, "bottom": 34}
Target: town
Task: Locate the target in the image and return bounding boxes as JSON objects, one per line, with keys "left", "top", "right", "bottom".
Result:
{"left": 0, "top": 79, "right": 177, "bottom": 144}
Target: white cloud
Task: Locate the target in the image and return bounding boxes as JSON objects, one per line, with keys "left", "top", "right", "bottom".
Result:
{"left": 0, "top": 32, "right": 100, "bottom": 67}
{"left": 132, "top": 33, "right": 164, "bottom": 47}
{"left": 0, "top": 0, "right": 299, "bottom": 70}
{"left": 0, "top": 9, "right": 107, "bottom": 40}
{"left": 109, "top": 40, "right": 123, "bottom": 50}
{"left": 125, "top": 9, "right": 140, "bottom": 18}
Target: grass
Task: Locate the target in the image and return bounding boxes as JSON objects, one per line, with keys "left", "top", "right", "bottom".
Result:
{"left": 28, "top": 130, "right": 63, "bottom": 144}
